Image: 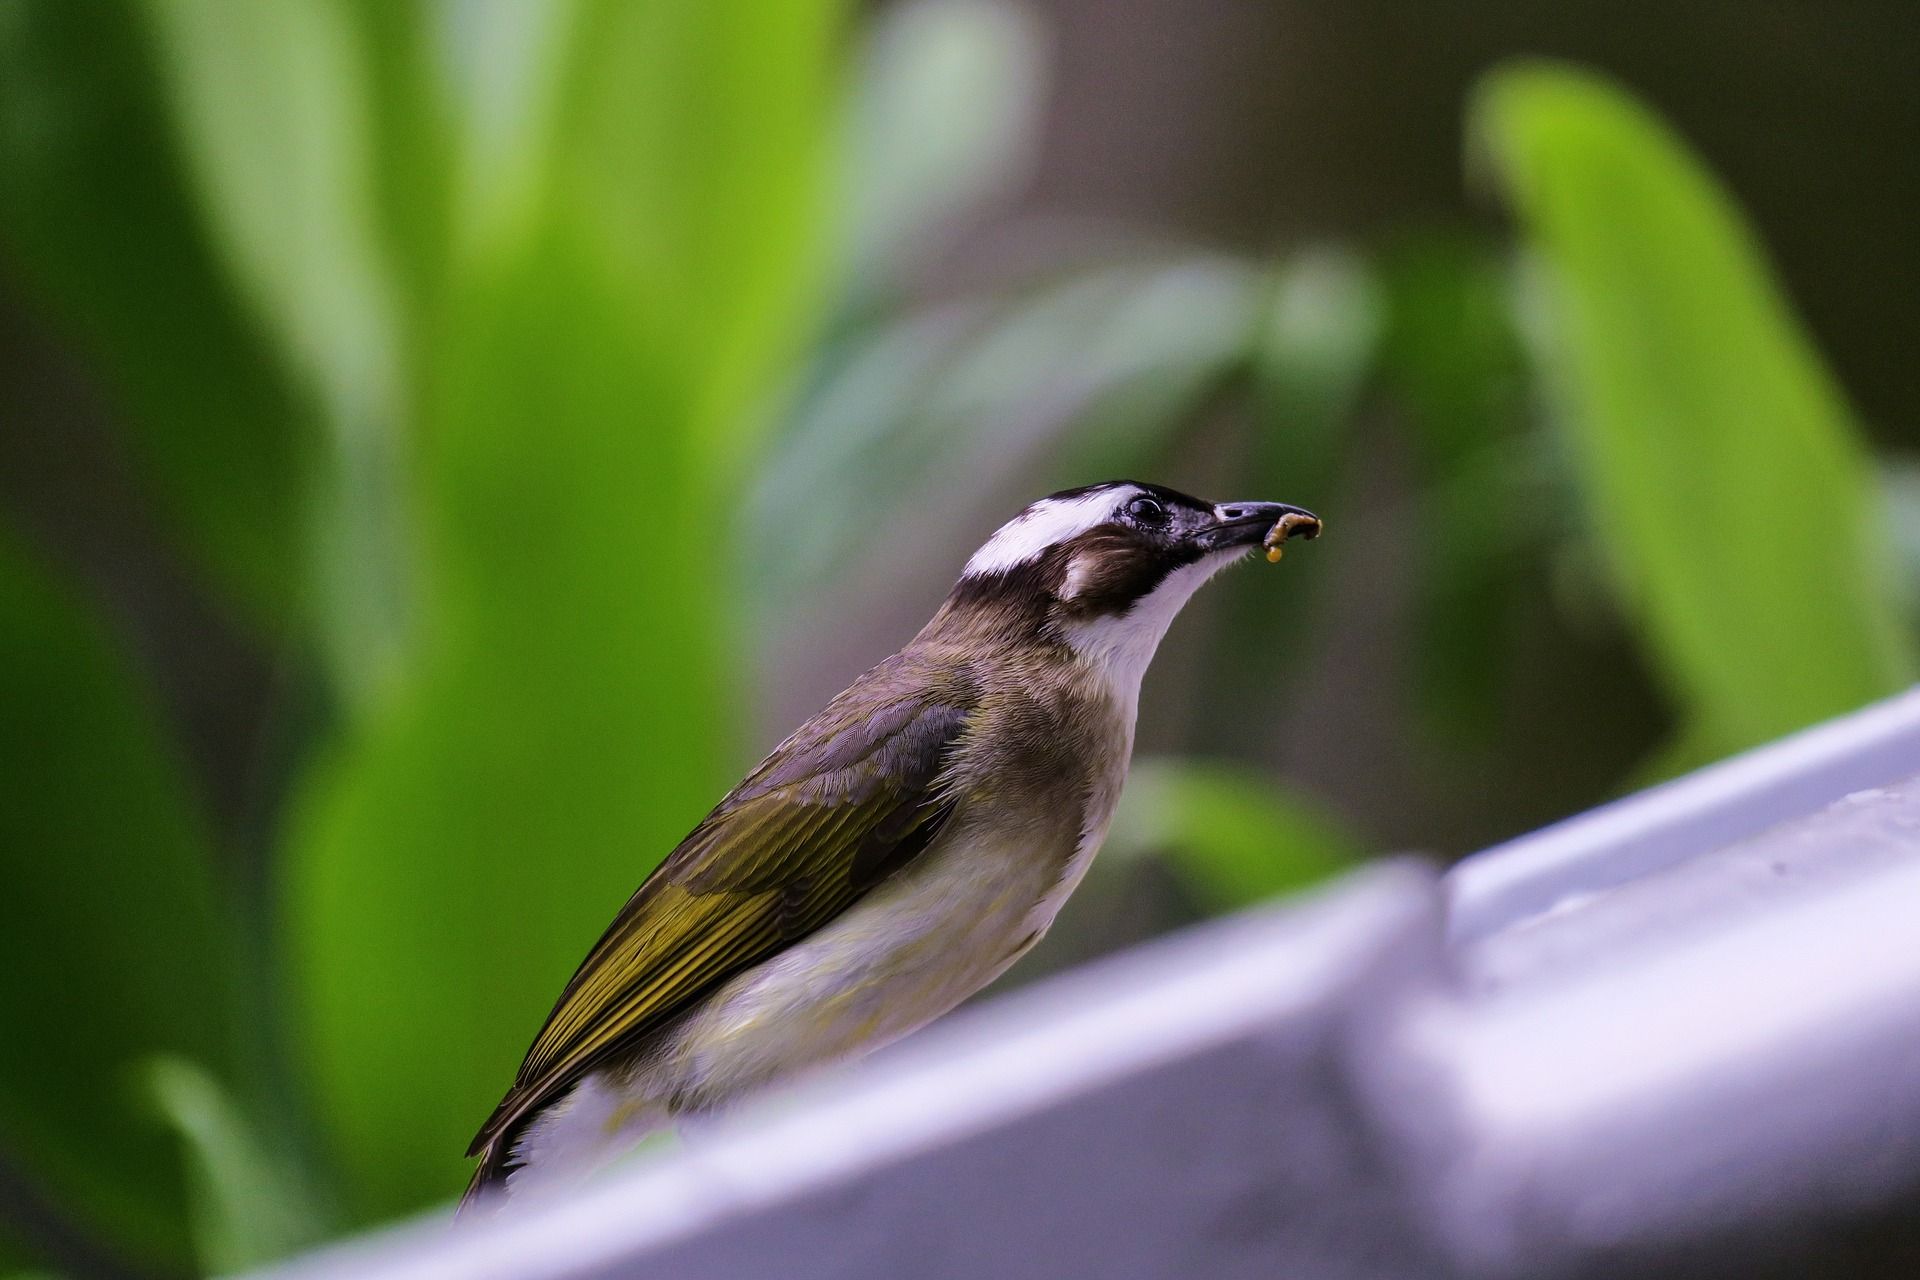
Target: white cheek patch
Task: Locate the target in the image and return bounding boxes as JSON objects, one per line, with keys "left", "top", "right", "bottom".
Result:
{"left": 1059, "top": 551, "right": 1096, "bottom": 600}
{"left": 963, "top": 488, "right": 1138, "bottom": 578}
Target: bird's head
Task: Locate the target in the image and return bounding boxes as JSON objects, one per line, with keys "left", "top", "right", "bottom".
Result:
{"left": 935, "top": 481, "right": 1320, "bottom": 681}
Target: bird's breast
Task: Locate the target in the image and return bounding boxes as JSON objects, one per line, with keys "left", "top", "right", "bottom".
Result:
{"left": 649, "top": 780, "right": 1110, "bottom": 1108}
{"left": 641, "top": 670, "right": 1135, "bottom": 1111}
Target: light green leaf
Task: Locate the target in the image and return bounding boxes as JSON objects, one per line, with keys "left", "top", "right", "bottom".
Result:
{"left": 1473, "top": 61, "right": 1913, "bottom": 757}
{"left": 1110, "top": 758, "right": 1360, "bottom": 912}
{"left": 547, "top": 0, "right": 845, "bottom": 480}
{"left": 284, "top": 0, "right": 845, "bottom": 1222}
{"left": 0, "top": 534, "right": 240, "bottom": 1268}
{"left": 145, "top": 1057, "right": 329, "bottom": 1275}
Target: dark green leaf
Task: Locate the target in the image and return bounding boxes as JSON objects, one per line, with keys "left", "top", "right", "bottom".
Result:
{"left": 1377, "top": 234, "right": 1553, "bottom": 745}
{"left": 135, "top": 0, "right": 411, "bottom": 699}
{"left": 1205, "top": 250, "right": 1381, "bottom": 733}
{"left": 0, "top": 3, "right": 314, "bottom": 622}
{"left": 0, "top": 534, "right": 239, "bottom": 1267}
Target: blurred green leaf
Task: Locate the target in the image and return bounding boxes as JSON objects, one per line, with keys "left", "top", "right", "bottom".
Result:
{"left": 0, "top": 3, "right": 315, "bottom": 622}
{"left": 1109, "top": 758, "right": 1360, "bottom": 912}
{"left": 136, "top": 0, "right": 411, "bottom": 702}
{"left": 1377, "top": 233, "right": 1529, "bottom": 474}
{"left": 1205, "top": 250, "right": 1381, "bottom": 733}
{"left": 136, "top": 0, "right": 398, "bottom": 416}
{"left": 0, "top": 1229, "right": 44, "bottom": 1280}
{"left": 1474, "top": 62, "right": 1913, "bottom": 758}
{"left": 145, "top": 1057, "right": 329, "bottom": 1275}
{"left": 1052, "top": 258, "right": 1274, "bottom": 479}
{"left": 338, "top": 0, "right": 454, "bottom": 313}
{"left": 1881, "top": 456, "right": 1920, "bottom": 629}
{"left": 754, "top": 257, "right": 1263, "bottom": 610}
{"left": 1248, "top": 247, "right": 1382, "bottom": 495}
{"left": 1377, "top": 234, "right": 1555, "bottom": 745}
{"left": 285, "top": 0, "right": 845, "bottom": 1221}
{"left": 844, "top": 0, "right": 1046, "bottom": 301}
{"left": 549, "top": 1, "right": 844, "bottom": 482}
{"left": 0, "top": 533, "right": 240, "bottom": 1268}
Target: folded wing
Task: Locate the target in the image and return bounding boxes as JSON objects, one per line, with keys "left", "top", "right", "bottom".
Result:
{"left": 467, "top": 655, "right": 977, "bottom": 1165}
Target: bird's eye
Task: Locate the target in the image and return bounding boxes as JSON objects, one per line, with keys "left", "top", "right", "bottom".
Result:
{"left": 1125, "top": 495, "right": 1170, "bottom": 526}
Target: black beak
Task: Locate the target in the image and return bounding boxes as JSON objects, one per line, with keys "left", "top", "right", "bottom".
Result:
{"left": 1199, "top": 501, "right": 1322, "bottom": 553}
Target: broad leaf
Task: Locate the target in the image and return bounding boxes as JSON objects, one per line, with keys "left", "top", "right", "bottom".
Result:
{"left": 284, "top": 0, "right": 845, "bottom": 1220}
{"left": 1473, "top": 63, "right": 1913, "bottom": 757}
{"left": 135, "top": 0, "right": 397, "bottom": 415}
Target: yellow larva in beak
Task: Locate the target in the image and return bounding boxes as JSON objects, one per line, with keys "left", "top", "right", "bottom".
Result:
{"left": 1263, "top": 511, "right": 1323, "bottom": 563}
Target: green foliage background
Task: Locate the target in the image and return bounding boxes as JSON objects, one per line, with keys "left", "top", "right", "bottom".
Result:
{"left": 0, "top": 3, "right": 1908, "bottom": 1275}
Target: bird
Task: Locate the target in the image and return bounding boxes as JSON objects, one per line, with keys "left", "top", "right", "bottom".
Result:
{"left": 463, "top": 480, "right": 1321, "bottom": 1207}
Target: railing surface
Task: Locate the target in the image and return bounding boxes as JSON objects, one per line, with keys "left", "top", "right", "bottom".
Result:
{"left": 251, "top": 689, "right": 1920, "bottom": 1280}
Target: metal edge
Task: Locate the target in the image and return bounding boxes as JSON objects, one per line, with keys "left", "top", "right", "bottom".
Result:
{"left": 1444, "top": 688, "right": 1920, "bottom": 943}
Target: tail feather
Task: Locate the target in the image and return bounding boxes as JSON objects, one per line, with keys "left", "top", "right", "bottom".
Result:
{"left": 458, "top": 1139, "right": 517, "bottom": 1217}
{"left": 460, "top": 1074, "right": 676, "bottom": 1215}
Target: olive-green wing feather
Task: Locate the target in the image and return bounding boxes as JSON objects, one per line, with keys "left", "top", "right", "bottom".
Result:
{"left": 468, "top": 656, "right": 976, "bottom": 1162}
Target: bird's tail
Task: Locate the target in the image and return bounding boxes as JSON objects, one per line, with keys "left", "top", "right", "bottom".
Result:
{"left": 457, "top": 1139, "right": 517, "bottom": 1218}
{"left": 460, "top": 1082, "right": 682, "bottom": 1216}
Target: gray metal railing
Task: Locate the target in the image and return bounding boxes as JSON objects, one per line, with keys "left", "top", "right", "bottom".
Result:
{"left": 252, "top": 689, "right": 1920, "bottom": 1280}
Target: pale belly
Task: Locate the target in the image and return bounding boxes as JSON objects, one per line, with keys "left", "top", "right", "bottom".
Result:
{"left": 650, "top": 804, "right": 1093, "bottom": 1108}
{"left": 508, "top": 798, "right": 1113, "bottom": 1194}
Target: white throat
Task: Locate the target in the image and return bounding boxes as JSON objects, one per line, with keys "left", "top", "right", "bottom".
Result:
{"left": 1060, "top": 551, "right": 1239, "bottom": 722}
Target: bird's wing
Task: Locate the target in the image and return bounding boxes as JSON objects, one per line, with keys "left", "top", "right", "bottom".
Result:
{"left": 468, "top": 656, "right": 976, "bottom": 1159}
